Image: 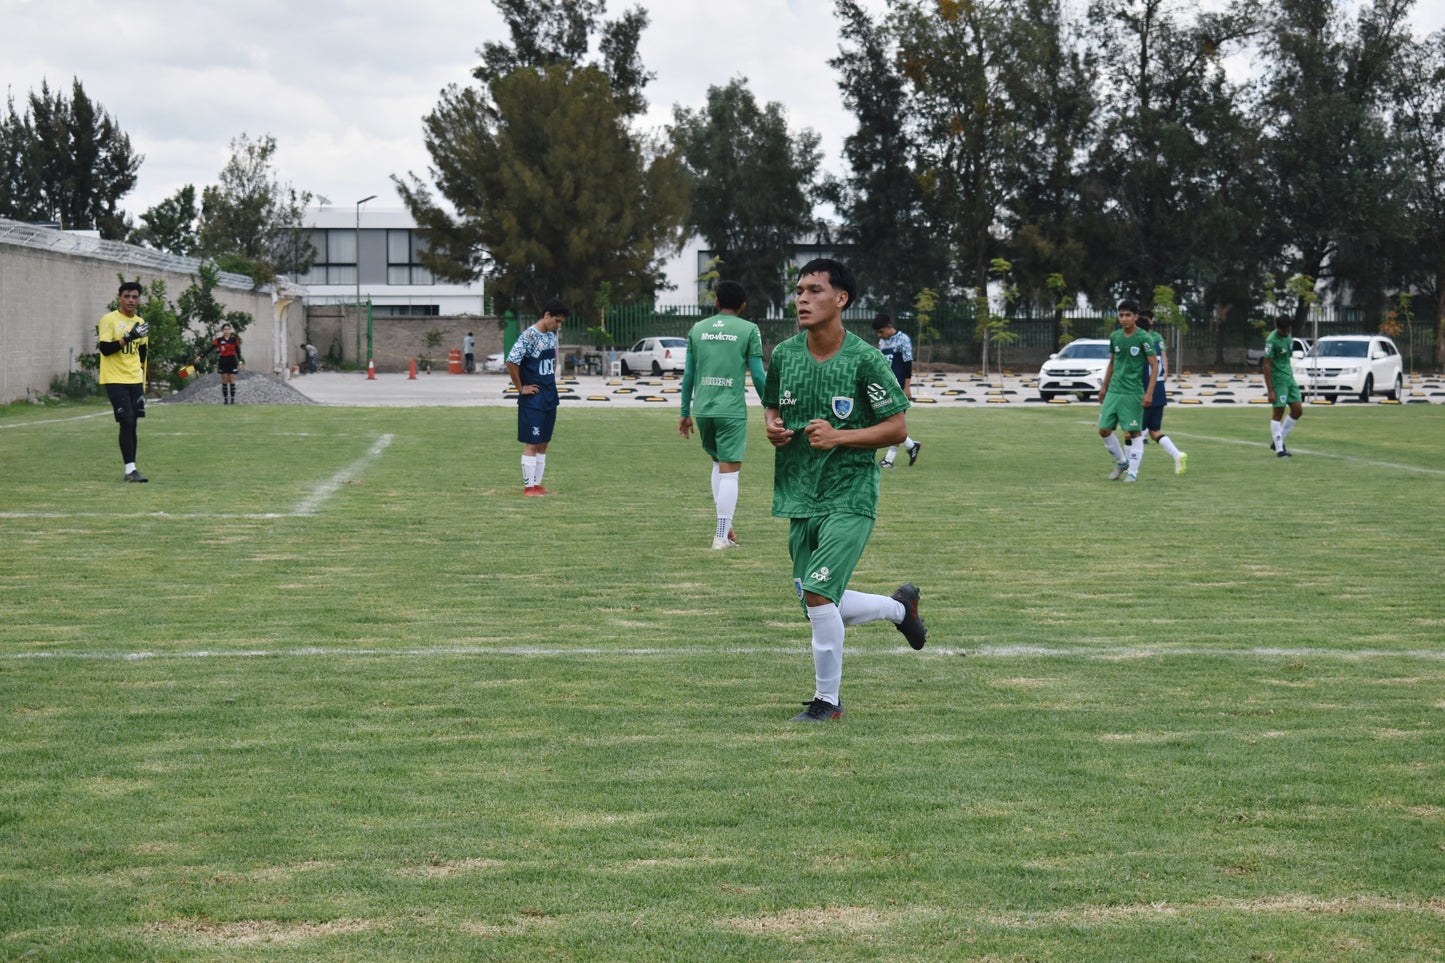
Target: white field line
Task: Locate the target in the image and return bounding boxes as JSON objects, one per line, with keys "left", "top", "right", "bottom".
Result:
{"left": 3, "top": 644, "right": 1442, "bottom": 662}
{"left": 0, "top": 411, "right": 109, "bottom": 429}
{"left": 0, "top": 433, "right": 395, "bottom": 519}
{"left": 1168, "top": 430, "right": 1445, "bottom": 476}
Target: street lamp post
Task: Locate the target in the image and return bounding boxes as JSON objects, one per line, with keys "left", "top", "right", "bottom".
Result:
{"left": 355, "top": 194, "right": 377, "bottom": 368}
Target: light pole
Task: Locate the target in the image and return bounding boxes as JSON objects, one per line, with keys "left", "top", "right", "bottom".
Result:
{"left": 355, "top": 194, "right": 377, "bottom": 367}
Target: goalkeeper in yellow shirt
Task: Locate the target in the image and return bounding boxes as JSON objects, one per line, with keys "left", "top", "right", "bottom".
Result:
{"left": 97, "top": 281, "right": 151, "bottom": 482}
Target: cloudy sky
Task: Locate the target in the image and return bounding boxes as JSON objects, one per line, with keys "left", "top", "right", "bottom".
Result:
{"left": 3, "top": 0, "right": 1442, "bottom": 226}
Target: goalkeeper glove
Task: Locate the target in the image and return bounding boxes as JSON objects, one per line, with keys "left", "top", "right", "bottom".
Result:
{"left": 126, "top": 322, "right": 149, "bottom": 341}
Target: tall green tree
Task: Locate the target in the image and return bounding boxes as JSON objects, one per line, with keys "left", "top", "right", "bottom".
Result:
{"left": 824, "top": 0, "right": 949, "bottom": 318}
{"left": 672, "top": 78, "right": 821, "bottom": 314}
{"left": 1393, "top": 29, "right": 1445, "bottom": 364}
{"left": 0, "top": 79, "right": 140, "bottom": 238}
{"left": 1258, "top": 0, "right": 1415, "bottom": 326}
{"left": 197, "top": 133, "right": 315, "bottom": 287}
{"left": 128, "top": 184, "right": 200, "bottom": 256}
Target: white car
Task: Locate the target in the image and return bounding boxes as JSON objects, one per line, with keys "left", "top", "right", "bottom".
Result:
{"left": 482, "top": 352, "right": 505, "bottom": 373}
{"left": 1295, "top": 335, "right": 1404, "bottom": 402}
{"left": 1037, "top": 338, "right": 1111, "bottom": 400}
{"left": 619, "top": 337, "right": 688, "bottom": 375}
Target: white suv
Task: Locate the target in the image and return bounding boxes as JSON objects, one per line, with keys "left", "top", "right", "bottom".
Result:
{"left": 1037, "top": 338, "right": 1112, "bottom": 400}
{"left": 1296, "top": 335, "right": 1404, "bottom": 402}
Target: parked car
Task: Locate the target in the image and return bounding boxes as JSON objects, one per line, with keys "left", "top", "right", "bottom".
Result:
{"left": 1248, "top": 336, "right": 1312, "bottom": 369}
{"left": 1037, "top": 338, "right": 1112, "bottom": 400}
{"left": 482, "top": 352, "right": 505, "bottom": 373}
{"left": 1295, "top": 335, "right": 1403, "bottom": 402}
{"left": 619, "top": 337, "right": 688, "bottom": 375}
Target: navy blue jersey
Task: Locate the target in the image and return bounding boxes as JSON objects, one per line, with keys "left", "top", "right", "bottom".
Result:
{"left": 507, "top": 326, "right": 559, "bottom": 409}
{"left": 877, "top": 330, "right": 914, "bottom": 385}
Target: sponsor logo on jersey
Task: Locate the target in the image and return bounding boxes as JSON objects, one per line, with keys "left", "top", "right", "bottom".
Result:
{"left": 866, "top": 382, "right": 890, "bottom": 405}
{"left": 701, "top": 376, "right": 735, "bottom": 387}
{"left": 701, "top": 332, "right": 738, "bottom": 342}
{"left": 531, "top": 426, "right": 541, "bottom": 437}
{"left": 831, "top": 396, "right": 853, "bottom": 419}
{"left": 780, "top": 389, "right": 798, "bottom": 406}
{"left": 810, "top": 566, "right": 832, "bottom": 583}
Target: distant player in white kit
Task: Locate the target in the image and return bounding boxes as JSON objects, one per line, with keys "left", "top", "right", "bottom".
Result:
{"left": 872, "top": 313, "right": 921, "bottom": 468}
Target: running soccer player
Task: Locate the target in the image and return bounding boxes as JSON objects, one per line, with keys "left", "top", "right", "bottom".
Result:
{"left": 763, "top": 258, "right": 929, "bottom": 723}
{"left": 872, "top": 313, "right": 922, "bottom": 468}
{"left": 1096, "top": 299, "right": 1158, "bottom": 482}
{"left": 507, "top": 298, "right": 568, "bottom": 495}
{"left": 1137, "top": 312, "right": 1186, "bottom": 474}
{"left": 96, "top": 280, "right": 150, "bottom": 482}
{"left": 197, "top": 323, "right": 243, "bottom": 404}
{"left": 1262, "top": 315, "right": 1303, "bottom": 457}
{"left": 678, "top": 280, "right": 765, "bottom": 549}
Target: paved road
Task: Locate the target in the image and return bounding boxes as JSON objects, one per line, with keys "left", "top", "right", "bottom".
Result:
{"left": 285, "top": 369, "right": 1445, "bottom": 408}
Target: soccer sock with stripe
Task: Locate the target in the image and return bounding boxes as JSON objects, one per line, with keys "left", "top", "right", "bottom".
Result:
{"left": 1271, "top": 420, "right": 1285, "bottom": 448}
{"left": 521, "top": 455, "right": 537, "bottom": 488}
{"left": 1127, "top": 436, "right": 1144, "bottom": 476}
{"left": 839, "top": 589, "right": 904, "bottom": 627}
{"left": 1157, "top": 434, "right": 1182, "bottom": 459}
{"left": 714, "top": 470, "right": 738, "bottom": 539}
{"left": 534, "top": 454, "right": 546, "bottom": 486}
{"left": 1103, "top": 434, "right": 1126, "bottom": 463}
{"left": 806, "top": 603, "right": 845, "bottom": 705}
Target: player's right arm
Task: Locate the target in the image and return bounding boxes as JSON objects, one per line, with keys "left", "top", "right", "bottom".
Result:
{"left": 1261, "top": 347, "right": 1276, "bottom": 403}
{"left": 764, "top": 408, "right": 793, "bottom": 447}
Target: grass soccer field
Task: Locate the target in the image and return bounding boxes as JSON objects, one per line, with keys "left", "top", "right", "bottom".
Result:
{"left": 1, "top": 399, "right": 1443, "bottom": 962}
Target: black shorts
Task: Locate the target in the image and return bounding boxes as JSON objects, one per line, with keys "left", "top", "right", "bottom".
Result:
{"left": 218, "top": 356, "right": 240, "bottom": 374}
{"left": 105, "top": 382, "right": 145, "bottom": 422}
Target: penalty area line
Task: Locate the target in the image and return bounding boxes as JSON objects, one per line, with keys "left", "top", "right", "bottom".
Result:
{"left": 293, "top": 433, "right": 394, "bottom": 516}
{"left": 1168, "top": 431, "right": 1445, "bottom": 476}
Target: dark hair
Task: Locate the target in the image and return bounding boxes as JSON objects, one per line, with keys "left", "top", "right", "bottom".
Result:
{"left": 1275, "top": 315, "right": 1292, "bottom": 330}
{"left": 871, "top": 312, "right": 892, "bottom": 331}
{"left": 796, "top": 258, "right": 856, "bottom": 309}
{"left": 1138, "top": 313, "right": 1153, "bottom": 330}
{"left": 714, "top": 280, "right": 747, "bottom": 311}
{"left": 1117, "top": 299, "right": 1140, "bottom": 315}
{"left": 118, "top": 281, "right": 143, "bottom": 296}
{"left": 540, "top": 297, "right": 569, "bottom": 318}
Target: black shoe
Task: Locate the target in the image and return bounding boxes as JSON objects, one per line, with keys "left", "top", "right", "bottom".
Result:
{"left": 789, "top": 698, "right": 844, "bottom": 722}
{"left": 1277, "top": 448, "right": 1291, "bottom": 458}
{"left": 892, "top": 583, "right": 927, "bottom": 650}
{"left": 124, "top": 470, "right": 148, "bottom": 483}
{"left": 1269, "top": 440, "right": 1276, "bottom": 451}
{"left": 907, "top": 441, "right": 921, "bottom": 466}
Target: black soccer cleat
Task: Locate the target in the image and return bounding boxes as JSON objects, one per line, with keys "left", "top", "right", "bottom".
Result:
{"left": 124, "top": 470, "right": 148, "bottom": 483}
{"left": 907, "top": 441, "right": 921, "bottom": 466}
{"left": 790, "top": 698, "right": 844, "bottom": 722}
{"left": 1277, "top": 447, "right": 1291, "bottom": 458}
{"left": 892, "top": 582, "right": 927, "bottom": 650}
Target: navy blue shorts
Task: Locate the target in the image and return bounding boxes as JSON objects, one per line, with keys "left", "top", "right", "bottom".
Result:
{"left": 518, "top": 404, "right": 557, "bottom": 444}
{"left": 1142, "top": 404, "right": 1165, "bottom": 432}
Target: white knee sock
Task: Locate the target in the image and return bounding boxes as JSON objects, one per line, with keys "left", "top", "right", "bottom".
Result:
{"left": 905, "top": 435, "right": 917, "bottom": 448}
{"left": 883, "top": 446, "right": 898, "bottom": 463}
{"left": 807, "top": 603, "right": 845, "bottom": 705}
{"left": 1104, "top": 434, "right": 1126, "bottom": 463}
{"left": 839, "top": 589, "right": 904, "bottom": 627}
{"left": 534, "top": 453, "right": 546, "bottom": 486}
{"left": 521, "top": 455, "right": 537, "bottom": 487}
{"left": 710, "top": 461, "right": 720, "bottom": 500}
{"left": 715, "top": 471, "right": 738, "bottom": 539}
{"left": 1127, "top": 436, "right": 1144, "bottom": 475}
{"left": 1271, "top": 420, "right": 1284, "bottom": 448}
{"left": 1157, "top": 434, "right": 1182, "bottom": 459}
{"left": 1281, "top": 415, "right": 1298, "bottom": 441}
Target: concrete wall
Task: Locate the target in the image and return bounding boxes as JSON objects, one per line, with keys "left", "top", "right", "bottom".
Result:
{"left": 302, "top": 305, "right": 504, "bottom": 372}
{"left": 0, "top": 245, "right": 298, "bottom": 403}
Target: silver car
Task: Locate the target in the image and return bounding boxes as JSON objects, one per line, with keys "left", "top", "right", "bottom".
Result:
{"left": 619, "top": 337, "right": 688, "bottom": 375}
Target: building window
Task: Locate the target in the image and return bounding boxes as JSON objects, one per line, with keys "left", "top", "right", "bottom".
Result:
{"left": 387, "top": 230, "right": 434, "bottom": 285}
{"left": 299, "top": 229, "right": 357, "bottom": 285}
{"left": 372, "top": 305, "right": 440, "bottom": 317}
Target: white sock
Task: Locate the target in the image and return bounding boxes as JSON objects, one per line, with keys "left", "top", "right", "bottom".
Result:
{"left": 1127, "top": 437, "right": 1144, "bottom": 476}
{"left": 715, "top": 471, "right": 738, "bottom": 539}
{"left": 839, "top": 590, "right": 904, "bottom": 627}
{"left": 1103, "top": 434, "right": 1126, "bottom": 463}
{"left": 806, "top": 603, "right": 845, "bottom": 705}
{"left": 1271, "top": 420, "right": 1284, "bottom": 448}
{"left": 710, "top": 462, "right": 720, "bottom": 500}
{"left": 534, "top": 453, "right": 546, "bottom": 486}
{"left": 905, "top": 435, "right": 917, "bottom": 448}
{"left": 1157, "top": 434, "right": 1182, "bottom": 459}
{"left": 521, "top": 455, "right": 537, "bottom": 487}
{"left": 883, "top": 446, "right": 898, "bottom": 463}
{"left": 124, "top": 462, "right": 136, "bottom": 474}
{"left": 1281, "top": 415, "right": 1298, "bottom": 441}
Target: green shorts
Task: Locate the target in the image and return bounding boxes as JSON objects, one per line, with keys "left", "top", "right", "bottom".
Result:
{"left": 697, "top": 416, "right": 748, "bottom": 463}
{"left": 1098, "top": 391, "right": 1143, "bottom": 433}
{"left": 1271, "top": 379, "right": 1302, "bottom": 405}
{"left": 788, "top": 512, "right": 876, "bottom": 609}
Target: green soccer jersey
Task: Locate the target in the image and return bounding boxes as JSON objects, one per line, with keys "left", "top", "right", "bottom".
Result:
{"left": 1107, "top": 327, "right": 1156, "bottom": 399}
{"left": 1263, "top": 329, "right": 1297, "bottom": 387}
{"left": 763, "top": 331, "right": 910, "bottom": 519}
{"left": 684, "top": 313, "right": 763, "bottom": 418}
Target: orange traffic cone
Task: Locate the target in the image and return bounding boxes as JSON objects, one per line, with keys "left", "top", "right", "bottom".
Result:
{"left": 367, "top": 358, "right": 376, "bottom": 380}
{"left": 408, "top": 358, "right": 417, "bottom": 379}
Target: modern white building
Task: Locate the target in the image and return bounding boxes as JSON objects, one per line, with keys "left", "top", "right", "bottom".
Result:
{"left": 296, "top": 205, "right": 486, "bottom": 316}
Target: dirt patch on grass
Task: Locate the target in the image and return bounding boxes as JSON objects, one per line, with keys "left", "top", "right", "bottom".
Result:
{"left": 989, "top": 895, "right": 1445, "bottom": 928}
{"left": 991, "top": 677, "right": 1056, "bottom": 688}
{"left": 721, "top": 906, "right": 893, "bottom": 937}
{"left": 143, "top": 916, "right": 380, "bottom": 946}
{"left": 398, "top": 858, "right": 506, "bottom": 878}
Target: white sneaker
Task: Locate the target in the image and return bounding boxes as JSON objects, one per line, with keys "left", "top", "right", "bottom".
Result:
{"left": 1108, "top": 461, "right": 1128, "bottom": 480}
{"left": 1123, "top": 473, "right": 1138, "bottom": 482}
{"left": 711, "top": 536, "right": 735, "bottom": 550}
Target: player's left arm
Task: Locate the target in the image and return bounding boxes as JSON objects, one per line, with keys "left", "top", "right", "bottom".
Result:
{"left": 748, "top": 356, "right": 765, "bottom": 397}
{"left": 1143, "top": 352, "right": 1159, "bottom": 405}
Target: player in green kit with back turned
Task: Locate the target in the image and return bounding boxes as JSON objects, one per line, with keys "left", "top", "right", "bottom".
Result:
{"left": 678, "top": 280, "right": 765, "bottom": 549}
{"left": 1261, "top": 315, "right": 1304, "bottom": 457}
{"left": 763, "top": 258, "right": 930, "bottom": 723}
{"left": 1096, "top": 299, "right": 1158, "bottom": 482}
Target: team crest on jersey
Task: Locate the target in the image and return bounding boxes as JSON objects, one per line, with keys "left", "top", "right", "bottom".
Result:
{"left": 831, "top": 396, "right": 853, "bottom": 419}
{"left": 1130, "top": 346, "right": 1140, "bottom": 356}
